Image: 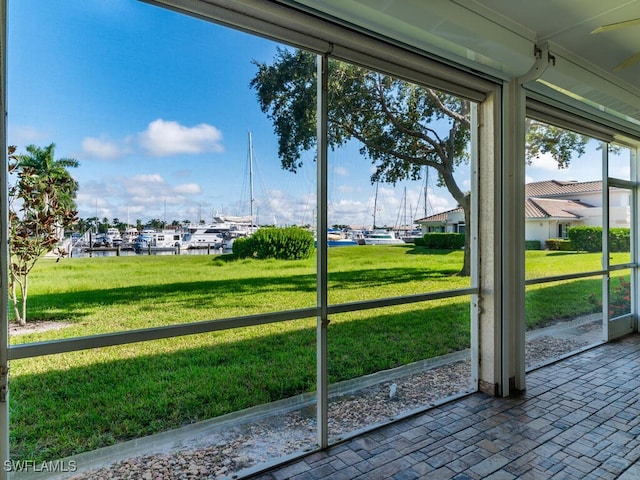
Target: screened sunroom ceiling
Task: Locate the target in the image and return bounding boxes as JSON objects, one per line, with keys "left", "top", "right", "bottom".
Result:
{"left": 282, "top": 0, "right": 640, "bottom": 129}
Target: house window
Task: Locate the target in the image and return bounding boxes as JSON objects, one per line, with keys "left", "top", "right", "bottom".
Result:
{"left": 558, "top": 223, "right": 569, "bottom": 238}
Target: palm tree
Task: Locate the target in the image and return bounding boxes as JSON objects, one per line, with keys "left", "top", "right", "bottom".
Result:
{"left": 16, "top": 143, "right": 79, "bottom": 210}
{"left": 8, "top": 144, "right": 79, "bottom": 324}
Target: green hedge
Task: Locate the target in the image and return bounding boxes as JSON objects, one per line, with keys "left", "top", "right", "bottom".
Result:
{"left": 231, "top": 236, "right": 254, "bottom": 258}
{"left": 525, "top": 240, "right": 542, "bottom": 250}
{"left": 567, "top": 226, "right": 601, "bottom": 252}
{"left": 232, "top": 227, "right": 314, "bottom": 260}
{"left": 610, "top": 227, "right": 631, "bottom": 253}
{"left": 419, "top": 233, "right": 465, "bottom": 249}
{"left": 566, "top": 226, "right": 630, "bottom": 253}
{"left": 546, "top": 238, "right": 573, "bottom": 251}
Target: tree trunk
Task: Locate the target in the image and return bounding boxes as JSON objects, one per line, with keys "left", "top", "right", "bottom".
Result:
{"left": 21, "top": 274, "right": 29, "bottom": 326}
{"left": 10, "top": 274, "right": 27, "bottom": 326}
{"left": 437, "top": 165, "right": 471, "bottom": 277}
{"left": 460, "top": 199, "right": 471, "bottom": 277}
{"left": 451, "top": 192, "right": 472, "bottom": 277}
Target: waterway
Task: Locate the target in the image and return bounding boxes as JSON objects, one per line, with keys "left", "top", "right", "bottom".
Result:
{"left": 69, "top": 247, "right": 231, "bottom": 259}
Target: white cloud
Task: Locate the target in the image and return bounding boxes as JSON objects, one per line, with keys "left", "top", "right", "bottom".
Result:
{"left": 76, "top": 174, "right": 205, "bottom": 220}
{"left": 9, "top": 125, "right": 46, "bottom": 144}
{"left": 124, "top": 175, "right": 179, "bottom": 206}
{"left": 80, "top": 137, "right": 121, "bottom": 159}
{"left": 337, "top": 184, "right": 357, "bottom": 194}
{"left": 138, "top": 119, "right": 224, "bottom": 157}
{"left": 249, "top": 189, "right": 316, "bottom": 226}
{"left": 174, "top": 183, "right": 202, "bottom": 195}
{"left": 74, "top": 119, "right": 224, "bottom": 160}
{"left": 429, "top": 193, "right": 456, "bottom": 213}
{"left": 334, "top": 166, "right": 349, "bottom": 176}
{"left": 528, "top": 152, "right": 561, "bottom": 172}
{"left": 526, "top": 147, "right": 602, "bottom": 183}
{"left": 131, "top": 174, "right": 165, "bottom": 184}
{"left": 329, "top": 198, "right": 369, "bottom": 225}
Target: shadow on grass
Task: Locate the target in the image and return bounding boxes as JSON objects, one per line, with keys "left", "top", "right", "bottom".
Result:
{"left": 10, "top": 300, "right": 471, "bottom": 461}
{"left": 405, "top": 246, "right": 464, "bottom": 257}
{"left": 544, "top": 251, "right": 583, "bottom": 256}
{"left": 525, "top": 276, "right": 601, "bottom": 329}
{"left": 24, "top": 265, "right": 464, "bottom": 323}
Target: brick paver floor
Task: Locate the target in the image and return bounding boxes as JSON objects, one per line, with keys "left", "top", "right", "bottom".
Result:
{"left": 252, "top": 334, "right": 640, "bottom": 479}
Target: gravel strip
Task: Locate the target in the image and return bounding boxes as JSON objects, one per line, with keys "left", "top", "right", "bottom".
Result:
{"left": 61, "top": 322, "right": 600, "bottom": 480}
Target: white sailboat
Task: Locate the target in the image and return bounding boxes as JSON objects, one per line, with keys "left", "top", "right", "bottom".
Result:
{"left": 362, "top": 183, "right": 408, "bottom": 245}
{"left": 223, "top": 132, "right": 261, "bottom": 249}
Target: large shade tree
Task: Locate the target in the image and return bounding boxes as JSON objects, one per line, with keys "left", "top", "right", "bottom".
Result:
{"left": 8, "top": 143, "right": 79, "bottom": 325}
{"left": 251, "top": 48, "right": 589, "bottom": 275}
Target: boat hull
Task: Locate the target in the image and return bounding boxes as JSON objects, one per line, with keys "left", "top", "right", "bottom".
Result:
{"left": 327, "top": 239, "right": 359, "bottom": 247}
{"left": 363, "top": 239, "right": 404, "bottom": 245}
{"left": 362, "top": 230, "right": 404, "bottom": 245}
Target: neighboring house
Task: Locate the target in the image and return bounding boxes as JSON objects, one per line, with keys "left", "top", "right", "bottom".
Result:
{"left": 415, "top": 180, "right": 630, "bottom": 246}
{"left": 416, "top": 207, "right": 467, "bottom": 234}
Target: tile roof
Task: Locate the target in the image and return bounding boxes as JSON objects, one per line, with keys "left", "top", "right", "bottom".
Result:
{"left": 417, "top": 179, "right": 601, "bottom": 223}
{"left": 415, "top": 207, "right": 462, "bottom": 223}
{"left": 524, "top": 180, "right": 602, "bottom": 197}
{"left": 525, "top": 198, "right": 593, "bottom": 219}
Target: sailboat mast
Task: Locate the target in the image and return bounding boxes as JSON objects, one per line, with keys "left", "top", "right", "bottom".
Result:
{"left": 424, "top": 166, "right": 429, "bottom": 218}
{"left": 372, "top": 182, "right": 379, "bottom": 229}
{"left": 403, "top": 186, "right": 407, "bottom": 231}
{"left": 248, "top": 131, "right": 255, "bottom": 227}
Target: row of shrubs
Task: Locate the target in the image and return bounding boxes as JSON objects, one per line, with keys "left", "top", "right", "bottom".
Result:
{"left": 401, "top": 227, "right": 630, "bottom": 253}
{"left": 414, "top": 233, "right": 465, "bottom": 249}
{"left": 232, "top": 228, "right": 471, "bottom": 261}
{"left": 411, "top": 227, "right": 631, "bottom": 253}
{"left": 232, "top": 229, "right": 470, "bottom": 259}
{"left": 533, "top": 226, "right": 630, "bottom": 252}
{"left": 230, "top": 225, "right": 629, "bottom": 260}
{"left": 413, "top": 227, "right": 632, "bottom": 253}
{"left": 415, "top": 226, "right": 631, "bottom": 252}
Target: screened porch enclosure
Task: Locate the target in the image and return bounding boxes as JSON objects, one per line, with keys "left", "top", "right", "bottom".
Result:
{"left": 1, "top": 1, "right": 639, "bottom": 479}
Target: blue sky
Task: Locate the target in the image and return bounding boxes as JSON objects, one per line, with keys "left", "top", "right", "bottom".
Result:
{"left": 8, "top": 0, "right": 620, "bottom": 230}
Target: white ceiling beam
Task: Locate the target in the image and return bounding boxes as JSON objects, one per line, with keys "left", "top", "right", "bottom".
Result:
{"left": 535, "top": 42, "right": 640, "bottom": 127}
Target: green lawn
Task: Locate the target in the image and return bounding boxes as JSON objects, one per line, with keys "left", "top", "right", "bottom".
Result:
{"left": 8, "top": 246, "right": 615, "bottom": 460}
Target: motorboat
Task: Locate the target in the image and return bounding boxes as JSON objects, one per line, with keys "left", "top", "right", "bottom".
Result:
{"left": 325, "top": 229, "right": 358, "bottom": 247}
{"left": 363, "top": 230, "right": 404, "bottom": 245}
{"left": 134, "top": 230, "right": 182, "bottom": 251}
{"left": 180, "top": 227, "right": 225, "bottom": 249}
{"left": 181, "top": 215, "right": 258, "bottom": 250}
